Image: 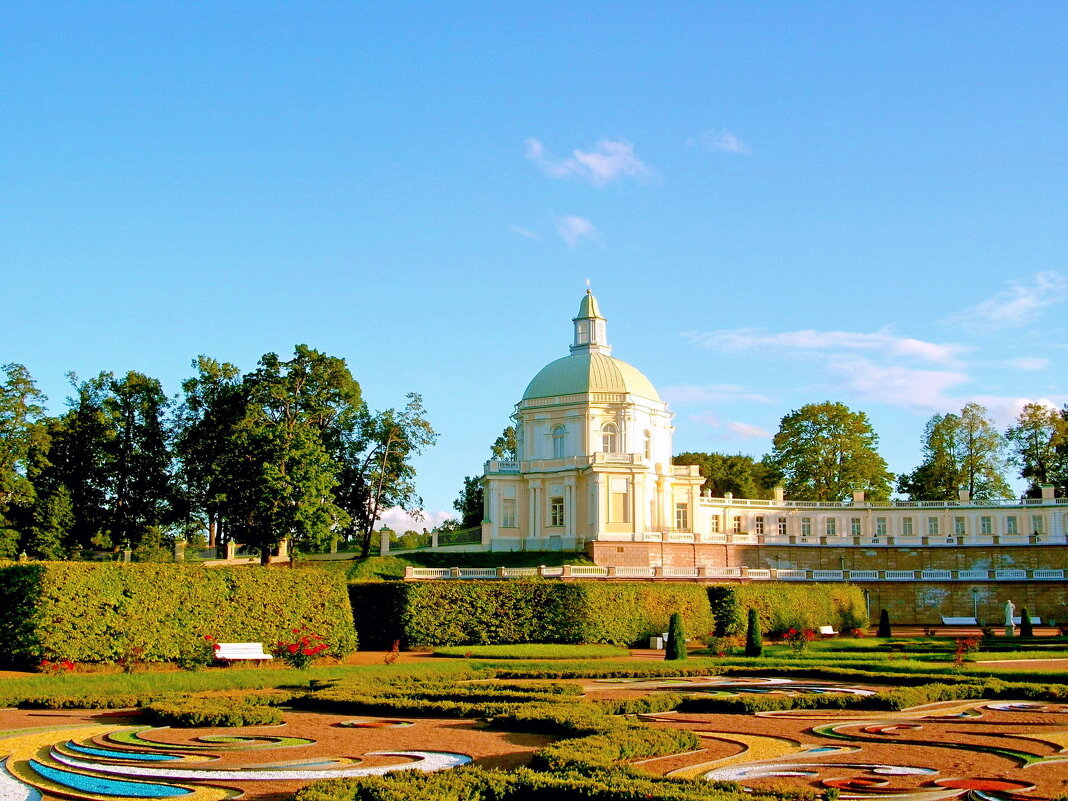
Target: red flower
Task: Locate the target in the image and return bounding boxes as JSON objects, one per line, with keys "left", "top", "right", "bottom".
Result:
{"left": 212, "top": 643, "right": 221, "bottom": 651}
{"left": 292, "top": 628, "right": 300, "bottom": 634}
{"left": 204, "top": 635, "right": 214, "bottom": 642}
{"left": 302, "top": 648, "right": 315, "bottom": 656}
{"left": 288, "top": 644, "right": 299, "bottom": 653}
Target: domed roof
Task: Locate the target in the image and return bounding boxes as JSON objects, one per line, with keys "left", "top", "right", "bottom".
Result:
{"left": 522, "top": 351, "right": 661, "bottom": 401}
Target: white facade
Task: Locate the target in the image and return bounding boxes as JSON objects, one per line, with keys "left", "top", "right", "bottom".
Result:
{"left": 482, "top": 293, "right": 1068, "bottom": 553}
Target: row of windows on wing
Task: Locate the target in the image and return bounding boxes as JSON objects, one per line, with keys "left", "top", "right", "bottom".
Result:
{"left": 496, "top": 495, "right": 692, "bottom": 531}
{"left": 547, "top": 423, "right": 652, "bottom": 458}
{"left": 711, "top": 513, "right": 1054, "bottom": 537}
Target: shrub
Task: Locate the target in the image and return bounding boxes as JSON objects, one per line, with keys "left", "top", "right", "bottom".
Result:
{"left": 745, "top": 608, "right": 763, "bottom": 657}
{"left": 707, "top": 584, "right": 866, "bottom": 637}
{"left": 143, "top": 696, "right": 284, "bottom": 727}
{"left": 878, "top": 609, "right": 891, "bottom": 638}
{"left": 666, "top": 613, "right": 687, "bottom": 661}
{"left": 1020, "top": 608, "right": 1034, "bottom": 638}
{"left": 350, "top": 581, "right": 714, "bottom": 647}
{"left": 0, "top": 563, "right": 357, "bottom": 666}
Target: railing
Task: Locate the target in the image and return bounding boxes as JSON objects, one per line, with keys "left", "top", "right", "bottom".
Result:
{"left": 700, "top": 495, "right": 1068, "bottom": 509}
{"left": 402, "top": 565, "right": 1066, "bottom": 582}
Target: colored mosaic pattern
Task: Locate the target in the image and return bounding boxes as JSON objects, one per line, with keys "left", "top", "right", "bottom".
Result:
{"left": 0, "top": 723, "right": 471, "bottom": 800}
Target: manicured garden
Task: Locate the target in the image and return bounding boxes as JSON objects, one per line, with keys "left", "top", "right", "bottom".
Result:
{"left": 2, "top": 561, "right": 1067, "bottom": 800}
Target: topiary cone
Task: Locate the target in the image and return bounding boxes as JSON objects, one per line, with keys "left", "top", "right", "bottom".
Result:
{"left": 745, "top": 607, "right": 763, "bottom": 657}
{"left": 665, "top": 612, "right": 687, "bottom": 661}
{"left": 877, "top": 608, "right": 892, "bottom": 638}
{"left": 1020, "top": 607, "right": 1034, "bottom": 637}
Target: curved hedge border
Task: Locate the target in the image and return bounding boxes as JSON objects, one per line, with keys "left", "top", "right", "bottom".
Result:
{"left": 0, "top": 562, "right": 357, "bottom": 665}
{"left": 349, "top": 581, "right": 714, "bottom": 648}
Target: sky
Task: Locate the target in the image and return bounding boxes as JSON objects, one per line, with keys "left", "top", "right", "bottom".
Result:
{"left": 3, "top": 3, "right": 1068, "bottom": 532}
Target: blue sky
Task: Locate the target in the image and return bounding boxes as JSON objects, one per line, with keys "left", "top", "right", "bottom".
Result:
{"left": 3, "top": 3, "right": 1067, "bottom": 530}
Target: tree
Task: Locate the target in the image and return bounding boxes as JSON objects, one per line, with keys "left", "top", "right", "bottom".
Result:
{"left": 491, "top": 426, "right": 517, "bottom": 460}
{"left": 744, "top": 608, "right": 763, "bottom": 657}
{"left": 172, "top": 357, "right": 247, "bottom": 548}
{"left": 1006, "top": 403, "right": 1066, "bottom": 497}
{"left": 665, "top": 612, "right": 687, "bottom": 661}
{"left": 897, "top": 403, "right": 1010, "bottom": 502}
{"left": 453, "top": 475, "right": 484, "bottom": 529}
{"left": 0, "top": 364, "right": 49, "bottom": 556}
{"left": 672, "top": 452, "right": 779, "bottom": 498}
{"left": 228, "top": 346, "right": 362, "bottom": 563}
{"left": 353, "top": 393, "right": 438, "bottom": 558}
{"left": 877, "top": 608, "right": 891, "bottom": 638}
{"left": 768, "top": 402, "right": 893, "bottom": 502}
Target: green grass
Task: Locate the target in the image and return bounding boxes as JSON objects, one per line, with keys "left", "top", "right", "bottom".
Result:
{"left": 432, "top": 644, "right": 631, "bottom": 660}
{"left": 0, "top": 661, "right": 473, "bottom": 707}
{"left": 345, "top": 551, "right": 594, "bottom": 581}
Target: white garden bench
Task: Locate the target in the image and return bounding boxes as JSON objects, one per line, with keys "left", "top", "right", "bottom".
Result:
{"left": 817, "top": 625, "right": 838, "bottom": 637}
{"left": 940, "top": 616, "right": 978, "bottom": 626}
{"left": 214, "top": 643, "right": 273, "bottom": 664}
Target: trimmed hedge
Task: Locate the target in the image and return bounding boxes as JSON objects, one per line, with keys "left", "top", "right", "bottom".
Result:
{"left": 707, "top": 583, "right": 867, "bottom": 637}
{"left": 0, "top": 562, "right": 357, "bottom": 665}
{"left": 143, "top": 696, "right": 284, "bottom": 727}
{"left": 349, "top": 581, "right": 715, "bottom": 648}
{"left": 296, "top": 766, "right": 814, "bottom": 801}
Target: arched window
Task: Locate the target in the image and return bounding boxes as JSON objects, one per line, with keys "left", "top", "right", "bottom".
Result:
{"left": 551, "top": 425, "right": 566, "bottom": 459}
{"left": 643, "top": 430, "right": 652, "bottom": 460}
{"left": 601, "top": 422, "right": 618, "bottom": 453}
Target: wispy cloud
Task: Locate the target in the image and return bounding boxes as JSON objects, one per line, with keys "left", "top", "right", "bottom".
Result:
{"left": 509, "top": 224, "right": 539, "bottom": 240}
{"left": 1006, "top": 357, "right": 1049, "bottom": 371}
{"left": 377, "top": 507, "right": 453, "bottom": 534}
{"left": 827, "top": 356, "right": 970, "bottom": 411}
{"left": 557, "top": 215, "right": 597, "bottom": 247}
{"left": 663, "top": 384, "right": 774, "bottom": 405}
{"left": 944, "top": 271, "right": 1068, "bottom": 330}
{"left": 683, "top": 328, "right": 966, "bottom": 365}
{"left": 688, "top": 413, "right": 769, "bottom": 439}
{"left": 525, "top": 138, "right": 651, "bottom": 186}
{"left": 688, "top": 129, "right": 751, "bottom": 154}
{"left": 728, "top": 421, "right": 771, "bottom": 439}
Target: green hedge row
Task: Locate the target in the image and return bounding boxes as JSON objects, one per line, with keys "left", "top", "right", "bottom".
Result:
{"left": 0, "top": 562, "right": 358, "bottom": 665}
{"left": 296, "top": 766, "right": 812, "bottom": 801}
{"left": 707, "top": 582, "right": 868, "bottom": 636}
{"left": 348, "top": 581, "right": 715, "bottom": 647}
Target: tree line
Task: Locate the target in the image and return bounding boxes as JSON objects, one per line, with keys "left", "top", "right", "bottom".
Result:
{"left": 675, "top": 400, "right": 1068, "bottom": 503}
{"left": 0, "top": 348, "right": 436, "bottom": 563}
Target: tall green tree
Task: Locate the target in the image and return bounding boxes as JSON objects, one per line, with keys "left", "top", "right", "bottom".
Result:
{"left": 1006, "top": 402, "right": 1066, "bottom": 497}
{"left": 229, "top": 346, "right": 362, "bottom": 563}
{"left": 0, "top": 364, "right": 50, "bottom": 555}
{"left": 768, "top": 401, "right": 893, "bottom": 502}
{"left": 897, "top": 403, "right": 1010, "bottom": 502}
{"left": 672, "top": 452, "right": 779, "bottom": 498}
{"left": 172, "top": 357, "right": 247, "bottom": 548}
{"left": 354, "top": 393, "right": 438, "bottom": 558}
{"left": 453, "top": 475, "right": 484, "bottom": 528}
{"left": 491, "top": 425, "right": 517, "bottom": 460}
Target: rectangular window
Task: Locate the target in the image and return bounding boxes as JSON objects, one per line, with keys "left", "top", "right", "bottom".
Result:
{"left": 850, "top": 517, "right": 862, "bottom": 536}
{"left": 777, "top": 517, "right": 787, "bottom": 535}
{"left": 1006, "top": 516, "right": 1018, "bottom": 535}
{"left": 927, "top": 517, "right": 939, "bottom": 536}
{"left": 826, "top": 518, "right": 837, "bottom": 537}
{"left": 980, "top": 516, "right": 992, "bottom": 534}
{"left": 801, "top": 517, "right": 812, "bottom": 536}
{"left": 902, "top": 517, "right": 913, "bottom": 536}
{"left": 954, "top": 516, "right": 966, "bottom": 536}
{"left": 875, "top": 517, "right": 887, "bottom": 537}
{"left": 1031, "top": 514, "right": 1044, "bottom": 534}
{"left": 709, "top": 516, "right": 720, "bottom": 533}
{"left": 675, "top": 503, "right": 689, "bottom": 531}
{"left": 550, "top": 496, "right": 564, "bottom": 527}
{"left": 732, "top": 515, "right": 743, "bottom": 534}
{"left": 609, "top": 478, "right": 629, "bottom": 523}
{"left": 501, "top": 499, "right": 517, "bottom": 528}
{"left": 754, "top": 516, "right": 765, "bottom": 535}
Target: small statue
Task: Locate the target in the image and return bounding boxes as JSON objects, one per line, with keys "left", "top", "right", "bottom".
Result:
{"left": 1004, "top": 599, "right": 1016, "bottom": 636}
